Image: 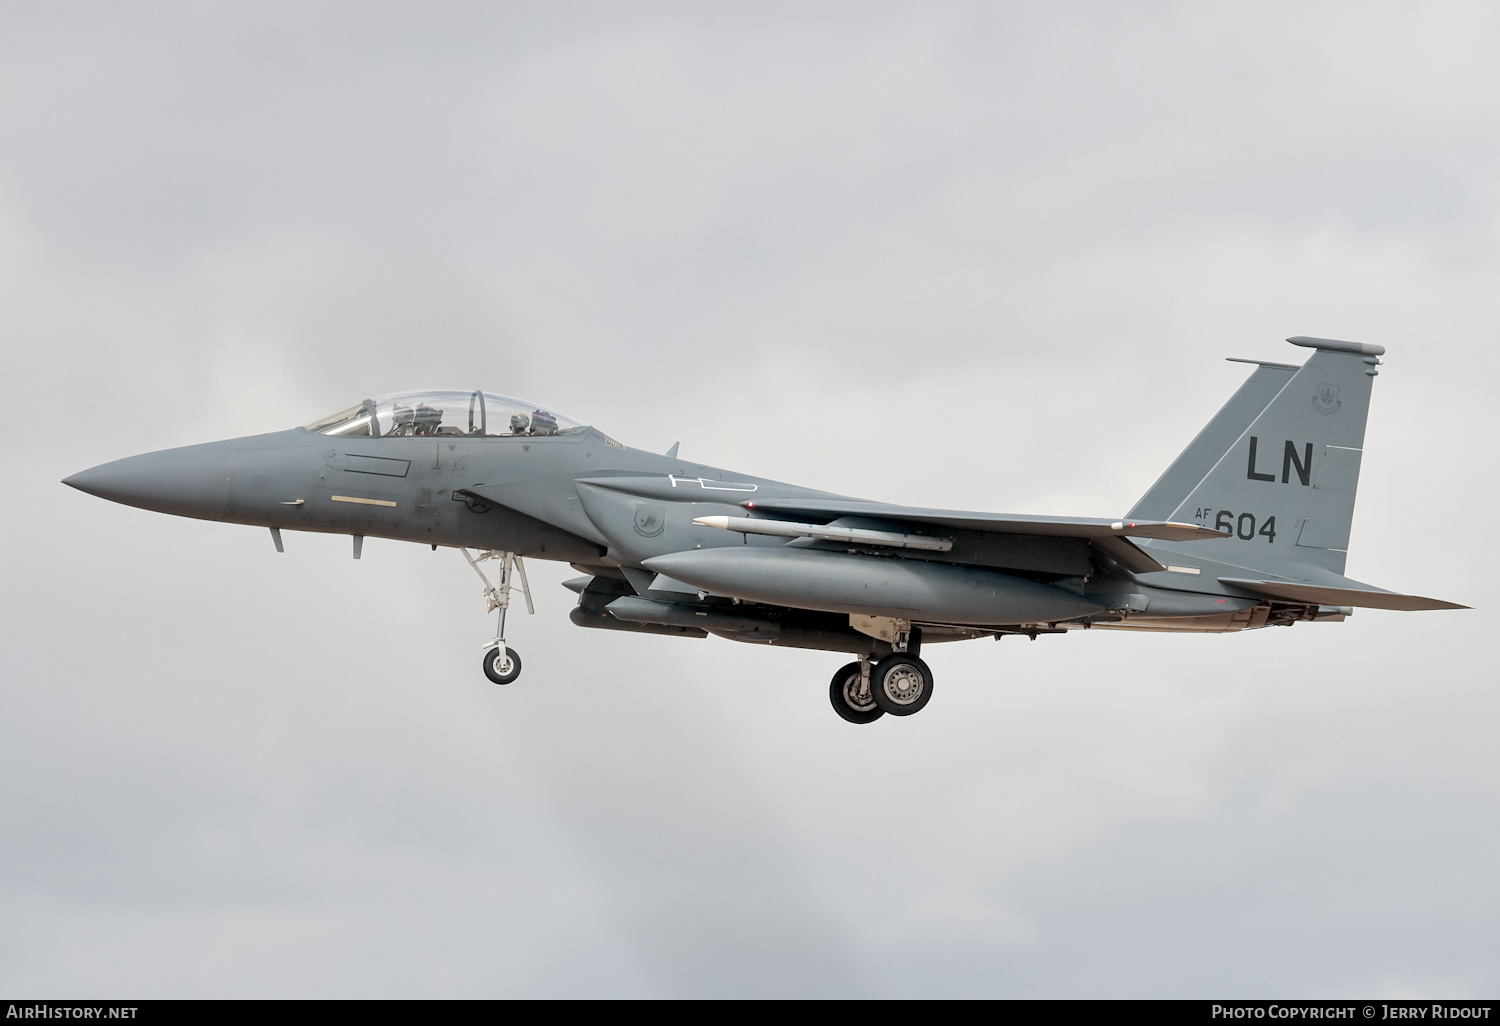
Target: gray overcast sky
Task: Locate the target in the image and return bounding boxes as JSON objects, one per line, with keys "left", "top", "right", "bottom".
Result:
{"left": 1, "top": 1, "right": 1496, "bottom": 997}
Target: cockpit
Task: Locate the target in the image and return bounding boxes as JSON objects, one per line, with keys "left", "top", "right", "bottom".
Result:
{"left": 303, "top": 391, "right": 589, "bottom": 439}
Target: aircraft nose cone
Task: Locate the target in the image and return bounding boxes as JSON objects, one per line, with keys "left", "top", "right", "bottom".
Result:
{"left": 64, "top": 441, "right": 232, "bottom": 520}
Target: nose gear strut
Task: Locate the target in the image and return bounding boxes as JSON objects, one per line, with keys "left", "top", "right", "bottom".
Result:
{"left": 460, "top": 548, "right": 533, "bottom": 685}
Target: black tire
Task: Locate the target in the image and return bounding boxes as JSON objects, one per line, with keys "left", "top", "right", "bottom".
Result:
{"left": 829, "top": 661, "right": 883, "bottom": 724}
{"left": 871, "top": 654, "right": 933, "bottom": 716}
{"left": 483, "top": 646, "right": 522, "bottom": 685}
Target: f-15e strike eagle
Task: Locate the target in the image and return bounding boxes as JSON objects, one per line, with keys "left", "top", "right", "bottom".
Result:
{"left": 65, "top": 336, "right": 1464, "bottom": 724}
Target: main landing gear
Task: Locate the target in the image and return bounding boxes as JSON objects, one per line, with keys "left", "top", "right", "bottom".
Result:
{"left": 830, "top": 660, "right": 881, "bottom": 724}
{"left": 828, "top": 652, "right": 935, "bottom": 724}
{"left": 461, "top": 549, "right": 533, "bottom": 686}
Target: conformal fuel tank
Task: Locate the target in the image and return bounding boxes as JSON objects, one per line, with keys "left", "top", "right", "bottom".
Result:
{"left": 642, "top": 547, "right": 1104, "bottom": 626}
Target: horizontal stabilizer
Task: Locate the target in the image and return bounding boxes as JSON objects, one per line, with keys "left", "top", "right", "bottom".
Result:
{"left": 1219, "top": 577, "right": 1468, "bottom": 611}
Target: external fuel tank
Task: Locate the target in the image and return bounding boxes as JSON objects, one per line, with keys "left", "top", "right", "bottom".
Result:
{"left": 643, "top": 547, "right": 1104, "bottom": 626}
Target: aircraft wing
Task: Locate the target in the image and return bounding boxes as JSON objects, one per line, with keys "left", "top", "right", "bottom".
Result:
{"left": 1219, "top": 577, "right": 1468, "bottom": 611}
{"left": 737, "top": 498, "right": 1223, "bottom": 576}
{"left": 569, "top": 476, "right": 1220, "bottom": 575}
{"left": 571, "top": 476, "right": 1218, "bottom": 542}
{"left": 741, "top": 497, "right": 1219, "bottom": 542}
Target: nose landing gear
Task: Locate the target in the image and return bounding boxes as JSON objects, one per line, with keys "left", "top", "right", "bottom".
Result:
{"left": 461, "top": 549, "right": 533, "bottom": 686}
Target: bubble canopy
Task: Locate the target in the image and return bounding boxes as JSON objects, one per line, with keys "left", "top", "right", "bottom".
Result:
{"left": 303, "top": 391, "right": 589, "bottom": 438}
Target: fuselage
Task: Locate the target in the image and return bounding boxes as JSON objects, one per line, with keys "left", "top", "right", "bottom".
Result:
{"left": 63, "top": 413, "right": 1286, "bottom": 639}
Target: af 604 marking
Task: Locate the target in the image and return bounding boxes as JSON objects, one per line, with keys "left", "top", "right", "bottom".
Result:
{"left": 1194, "top": 509, "right": 1278, "bottom": 542}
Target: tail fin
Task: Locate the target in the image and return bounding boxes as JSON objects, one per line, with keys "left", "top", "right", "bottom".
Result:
{"left": 1127, "top": 358, "right": 1299, "bottom": 521}
{"left": 1153, "top": 336, "right": 1385, "bottom": 576}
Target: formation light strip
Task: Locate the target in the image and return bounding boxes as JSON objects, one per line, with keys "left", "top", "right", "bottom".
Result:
{"left": 331, "top": 495, "right": 398, "bottom": 507}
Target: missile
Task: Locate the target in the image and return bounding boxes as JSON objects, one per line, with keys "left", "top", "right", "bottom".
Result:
{"left": 692, "top": 515, "right": 952, "bottom": 551}
{"left": 642, "top": 547, "right": 1103, "bottom": 626}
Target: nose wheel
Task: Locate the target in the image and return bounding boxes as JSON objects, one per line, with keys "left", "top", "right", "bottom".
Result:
{"left": 461, "top": 549, "right": 533, "bottom": 686}
{"left": 483, "top": 646, "right": 522, "bottom": 686}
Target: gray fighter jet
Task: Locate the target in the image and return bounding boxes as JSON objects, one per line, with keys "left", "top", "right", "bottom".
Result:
{"left": 64, "top": 336, "right": 1465, "bottom": 724}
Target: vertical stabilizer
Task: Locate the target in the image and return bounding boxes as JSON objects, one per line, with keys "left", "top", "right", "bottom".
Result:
{"left": 1157, "top": 337, "right": 1384, "bottom": 577}
{"left": 1128, "top": 359, "right": 1298, "bottom": 521}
